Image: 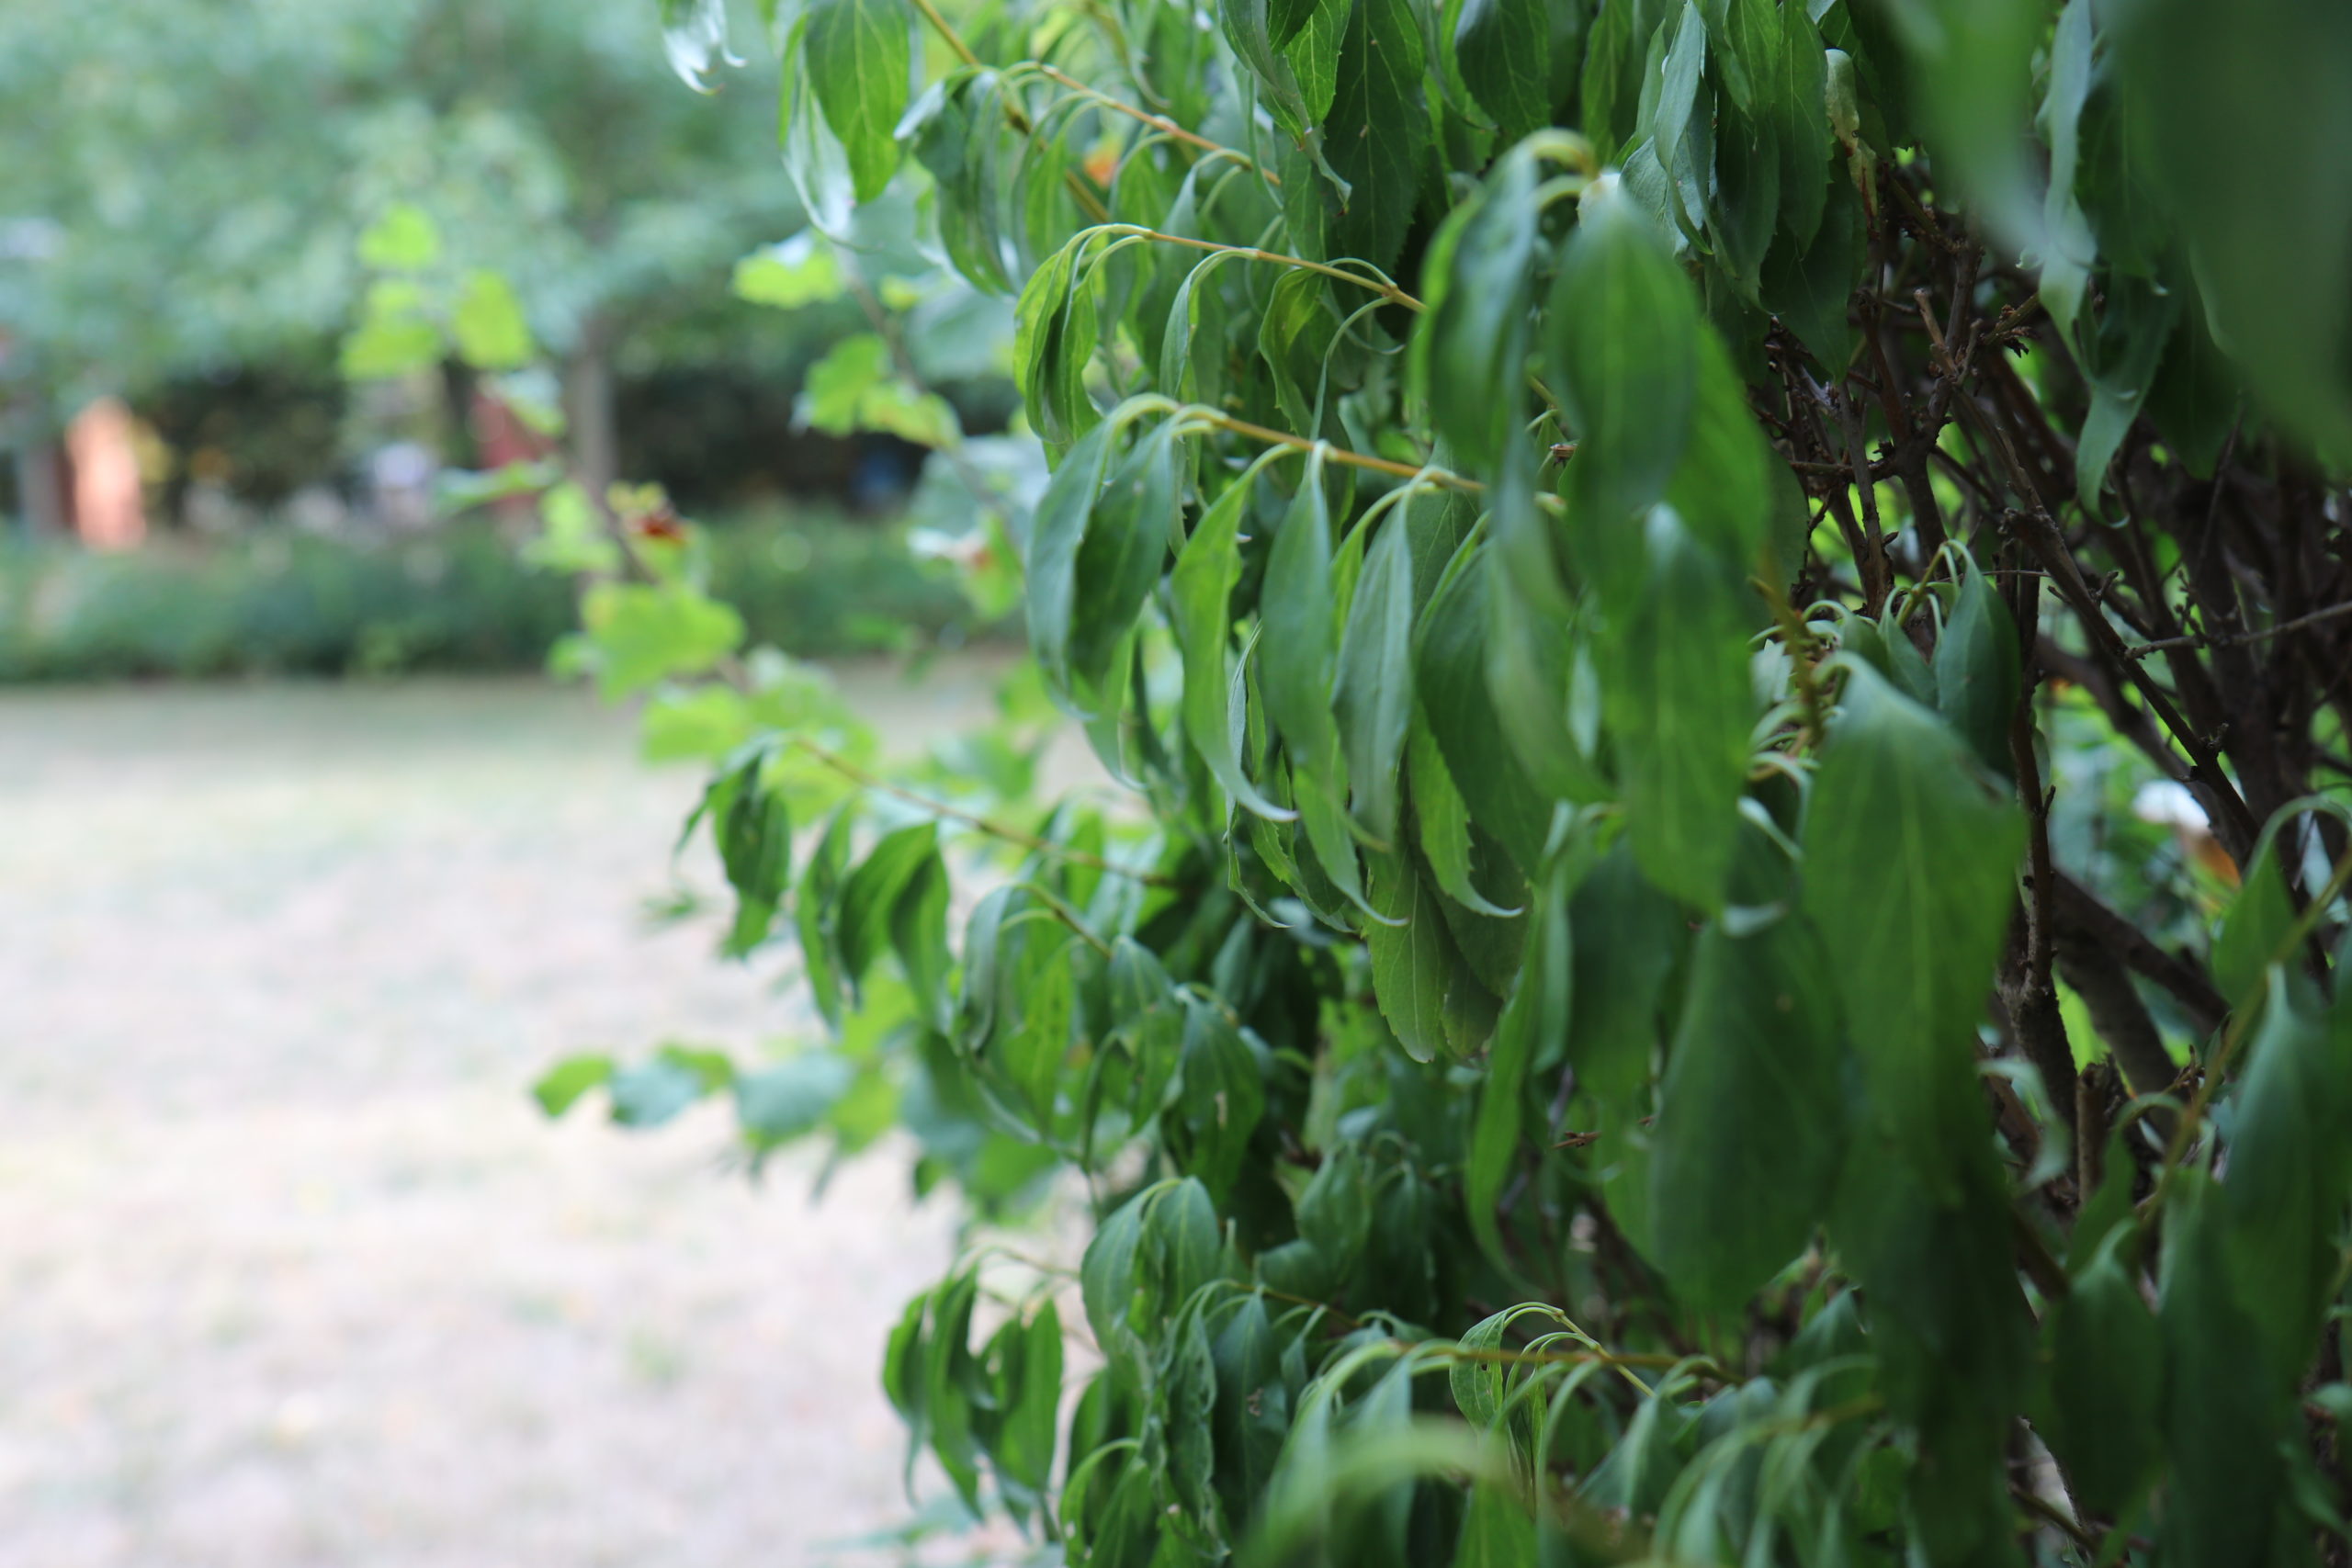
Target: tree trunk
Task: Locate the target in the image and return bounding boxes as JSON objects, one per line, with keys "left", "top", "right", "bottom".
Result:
{"left": 566, "top": 314, "right": 619, "bottom": 520}
{"left": 12, "top": 432, "right": 68, "bottom": 537}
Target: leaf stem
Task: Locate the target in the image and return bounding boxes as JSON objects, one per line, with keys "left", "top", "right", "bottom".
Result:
{"left": 1101, "top": 225, "right": 1425, "bottom": 313}
{"left": 1183, "top": 409, "right": 1481, "bottom": 491}
{"left": 1033, "top": 66, "right": 1280, "bottom": 184}
{"left": 906, "top": 0, "right": 981, "bottom": 69}
{"left": 787, "top": 737, "right": 1183, "bottom": 888}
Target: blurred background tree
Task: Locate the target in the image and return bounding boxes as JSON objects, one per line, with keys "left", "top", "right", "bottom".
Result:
{"left": 0, "top": 0, "right": 931, "bottom": 528}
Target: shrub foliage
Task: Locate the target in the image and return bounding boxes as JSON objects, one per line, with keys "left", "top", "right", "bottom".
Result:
{"left": 572, "top": 0, "right": 2352, "bottom": 1561}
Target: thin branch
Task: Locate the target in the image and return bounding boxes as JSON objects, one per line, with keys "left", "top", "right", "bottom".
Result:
{"left": 1035, "top": 65, "right": 1279, "bottom": 184}
{"left": 2121, "top": 600, "right": 2352, "bottom": 660}
{"left": 1102, "top": 226, "right": 1423, "bottom": 313}
{"left": 1192, "top": 410, "right": 1481, "bottom": 491}
{"left": 790, "top": 738, "right": 1182, "bottom": 887}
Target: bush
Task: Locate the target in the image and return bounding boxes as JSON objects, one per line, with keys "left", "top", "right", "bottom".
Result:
{"left": 0, "top": 511, "right": 989, "bottom": 681}
{"left": 537, "top": 0, "right": 2352, "bottom": 1563}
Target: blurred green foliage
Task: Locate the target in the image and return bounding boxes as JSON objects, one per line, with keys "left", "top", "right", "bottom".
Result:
{"left": 0, "top": 512, "right": 995, "bottom": 681}
{"left": 0, "top": 0, "right": 791, "bottom": 411}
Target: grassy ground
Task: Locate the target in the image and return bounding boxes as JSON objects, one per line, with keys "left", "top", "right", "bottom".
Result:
{"left": 0, "top": 668, "right": 1035, "bottom": 1567}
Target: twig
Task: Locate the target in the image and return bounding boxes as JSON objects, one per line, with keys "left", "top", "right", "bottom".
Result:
{"left": 895, "top": 2, "right": 1112, "bottom": 220}
{"left": 2121, "top": 600, "right": 2352, "bottom": 660}
{"left": 790, "top": 738, "right": 1182, "bottom": 887}
{"left": 1192, "top": 410, "right": 1480, "bottom": 491}
{"left": 1099, "top": 225, "right": 1423, "bottom": 313}
{"left": 1035, "top": 66, "right": 1278, "bottom": 184}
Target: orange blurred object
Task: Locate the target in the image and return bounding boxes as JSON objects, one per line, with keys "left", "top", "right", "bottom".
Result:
{"left": 65, "top": 396, "right": 147, "bottom": 551}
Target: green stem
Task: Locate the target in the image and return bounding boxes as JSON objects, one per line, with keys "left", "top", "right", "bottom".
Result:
{"left": 789, "top": 738, "right": 1182, "bottom": 888}
{"left": 1098, "top": 224, "right": 1425, "bottom": 313}
{"left": 1033, "top": 66, "right": 1279, "bottom": 184}
{"left": 1182, "top": 408, "right": 1480, "bottom": 491}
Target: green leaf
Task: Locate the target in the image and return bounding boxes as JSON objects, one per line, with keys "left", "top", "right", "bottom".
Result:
{"left": 1647, "top": 1, "right": 1711, "bottom": 240}
{"left": 735, "top": 1052, "right": 854, "bottom": 1144}
{"left": 796, "top": 333, "right": 893, "bottom": 434}
{"left": 1416, "top": 148, "right": 1541, "bottom": 473}
{"left": 1545, "top": 186, "right": 1701, "bottom": 524}
{"left": 2119, "top": 0, "right": 2352, "bottom": 457}
{"left": 1210, "top": 1294, "right": 1291, "bottom": 1517}
{"left": 838, "top": 823, "right": 941, "bottom": 992}
{"left": 1070, "top": 423, "right": 1176, "bottom": 692}
{"left": 909, "top": 73, "right": 1015, "bottom": 294}
{"left": 1221, "top": 0, "right": 1316, "bottom": 136}
{"left": 1774, "top": 3, "right": 1831, "bottom": 246}
{"left": 2072, "top": 273, "right": 2179, "bottom": 516}
{"left": 338, "top": 303, "right": 443, "bottom": 381}
{"left": 521, "top": 482, "right": 621, "bottom": 576}
{"left": 532, "top": 1054, "right": 615, "bottom": 1117}
{"left": 575, "top": 582, "right": 745, "bottom": 699}
{"left": 1269, "top": 0, "right": 1328, "bottom": 48}
{"left": 1024, "top": 419, "right": 1116, "bottom": 694}
{"left": 1172, "top": 468, "right": 1294, "bottom": 820}
{"left": 1284, "top": 0, "right": 1346, "bottom": 126}
{"left": 1602, "top": 507, "right": 1757, "bottom": 912}
{"left": 1170, "top": 1000, "right": 1268, "bottom": 1201}
{"left": 1454, "top": 1476, "right": 1538, "bottom": 1566}
{"left": 2040, "top": 1235, "right": 2161, "bottom": 1519}
{"left": 1648, "top": 913, "right": 1847, "bottom": 1311}
{"left": 1759, "top": 175, "right": 1863, "bottom": 372}
{"left": 1577, "top": 0, "right": 1645, "bottom": 164}
{"left": 1414, "top": 547, "right": 1555, "bottom": 873}
{"left": 1566, "top": 843, "right": 1684, "bottom": 1098}
{"left": 714, "top": 755, "right": 794, "bottom": 956}
{"left": 1259, "top": 269, "right": 1340, "bottom": 438}
{"left": 804, "top": 0, "right": 910, "bottom": 203}
{"left": 2219, "top": 972, "right": 2352, "bottom": 1389}
{"left": 1466, "top": 853, "right": 1573, "bottom": 1273}
{"left": 2158, "top": 1171, "right": 2293, "bottom": 1565}
{"left": 1454, "top": 0, "right": 1550, "bottom": 142}
{"left": 1484, "top": 558, "right": 1608, "bottom": 807}
{"left": 452, "top": 270, "right": 534, "bottom": 372}
{"left": 1801, "top": 662, "right": 2023, "bottom": 1174}
{"left": 1930, "top": 553, "right": 2019, "bottom": 778}
{"left": 1260, "top": 452, "right": 1340, "bottom": 761}
{"left": 2211, "top": 816, "right": 2299, "bottom": 1013}
{"left": 608, "top": 1055, "right": 719, "bottom": 1127}
{"left": 1367, "top": 857, "right": 1483, "bottom": 1061}
{"left": 1014, "top": 239, "right": 1101, "bottom": 449}
{"left": 357, "top": 203, "right": 441, "bottom": 271}
{"left": 731, "top": 232, "right": 845, "bottom": 309}
{"left": 1406, "top": 727, "right": 1516, "bottom": 917}
{"left": 1333, "top": 508, "right": 1416, "bottom": 844}
{"left": 1662, "top": 312, "right": 1776, "bottom": 571}
{"left": 994, "top": 1303, "right": 1064, "bottom": 1508}
{"left": 888, "top": 851, "right": 953, "bottom": 1030}
{"left": 1874, "top": 0, "right": 2044, "bottom": 243}
{"left": 660, "top": 0, "right": 740, "bottom": 90}
{"left": 797, "top": 807, "right": 857, "bottom": 1029}
{"left": 1326, "top": 0, "right": 1431, "bottom": 275}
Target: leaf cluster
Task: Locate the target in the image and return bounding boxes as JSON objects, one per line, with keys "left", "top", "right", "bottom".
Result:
{"left": 554, "top": 0, "right": 2352, "bottom": 1562}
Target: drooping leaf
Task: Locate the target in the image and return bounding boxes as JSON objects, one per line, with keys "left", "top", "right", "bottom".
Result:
{"left": 1325, "top": 0, "right": 1431, "bottom": 275}
{"left": 1930, "top": 553, "right": 2019, "bottom": 778}
{"left": 1801, "top": 662, "right": 2023, "bottom": 1174}
{"left": 804, "top": 0, "right": 910, "bottom": 202}
{"left": 1260, "top": 452, "right": 1340, "bottom": 762}
{"left": 1334, "top": 507, "right": 1417, "bottom": 844}
{"left": 1453, "top": 0, "right": 1550, "bottom": 143}
{"left": 1602, "top": 506, "right": 1758, "bottom": 912}
{"left": 1545, "top": 184, "right": 1701, "bottom": 524}
{"left": 1648, "top": 912, "right": 1848, "bottom": 1311}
